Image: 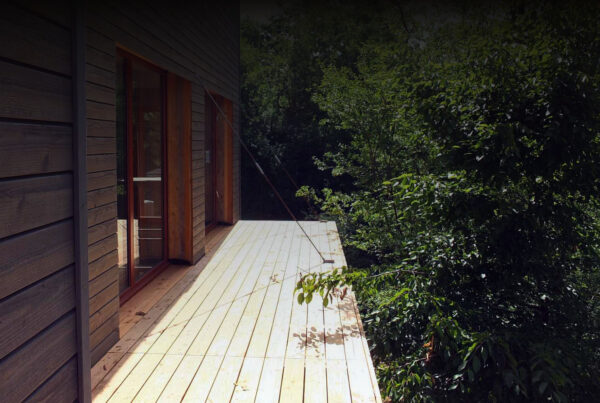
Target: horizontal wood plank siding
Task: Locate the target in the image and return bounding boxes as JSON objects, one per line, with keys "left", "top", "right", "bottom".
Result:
{"left": 0, "top": 122, "right": 72, "bottom": 178}
{"left": 84, "top": 0, "right": 241, "bottom": 363}
{"left": 0, "top": 220, "right": 74, "bottom": 300}
{"left": 24, "top": 357, "right": 78, "bottom": 403}
{"left": 0, "top": 266, "right": 75, "bottom": 360}
{"left": 0, "top": 60, "right": 72, "bottom": 122}
{"left": 0, "top": 313, "right": 77, "bottom": 403}
{"left": 0, "top": 3, "right": 80, "bottom": 399}
{"left": 0, "top": 174, "right": 73, "bottom": 239}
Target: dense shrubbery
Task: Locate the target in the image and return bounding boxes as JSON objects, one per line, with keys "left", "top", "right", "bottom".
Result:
{"left": 242, "top": 1, "right": 600, "bottom": 400}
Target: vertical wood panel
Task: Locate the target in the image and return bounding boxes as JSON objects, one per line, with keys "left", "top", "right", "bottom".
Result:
{"left": 167, "top": 73, "right": 193, "bottom": 262}
{"left": 72, "top": 3, "right": 92, "bottom": 399}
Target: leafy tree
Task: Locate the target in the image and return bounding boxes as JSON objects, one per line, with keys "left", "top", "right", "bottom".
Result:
{"left": 243, "top": 1, "right": 600, "bottom": 401}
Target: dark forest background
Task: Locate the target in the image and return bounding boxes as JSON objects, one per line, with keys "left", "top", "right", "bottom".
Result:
{"left": 240, "top": 1, "right": 600, "bottom": 401}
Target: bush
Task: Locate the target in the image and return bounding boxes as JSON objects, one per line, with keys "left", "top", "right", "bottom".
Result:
{"left": 294, "top": 1, "right": 600, "bottom": 400}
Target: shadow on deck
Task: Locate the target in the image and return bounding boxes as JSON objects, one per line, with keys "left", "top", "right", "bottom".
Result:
{"left": 91, "top": 221, "right": 381, "bottom": 402}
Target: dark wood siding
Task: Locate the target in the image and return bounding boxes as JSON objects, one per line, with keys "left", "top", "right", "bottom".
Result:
{"left": 0, "top": 2, "right": 81, "bottom": 400}
{"left": 85, "top": 0, "right": 241, "bottom": 363}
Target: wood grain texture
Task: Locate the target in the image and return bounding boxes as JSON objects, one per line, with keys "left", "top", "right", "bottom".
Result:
{"left": 16, "top": 0, "right": 72, "bottom": 29}
{"left": 0, "top": 266, "right": 75, "bottom": 360}
{"left": 87, "top": 118, "right": 115, "bottom": 138}
{"left": 88, "top": 218, "right": 117, "bottom": 245}
{"left": 89, "top": 265, "right": 118, "bottom": 297}
{"left": 88, "top": 233, "right": 117, "bottom": 263}
{"left": 23, "top": 357, "right": 78, "bottom": 403}
{"left": 90, "top": 297, "right": 119, "bottom": 333}
{"left": 90, "top": 312, "right": 119, "bottom": 351}
{"left": 0, "top": 3, "right": 71, "bottom": 75}
{"left": 0, "top": 121, "right": 72, "bottom": 178}
{"left": 88, "top": 186, "right": 117, "bottom": 209}
{"left": 0, "top": 220, "right": 74, "bottom": 300}
{"left": 88, "top": 137, "right": 116, "bottom": 154}
{"left": 91, "top": 222, "right": 381, "bottom": 402}
{"left": 87, "top": 154, "right": 116, "bottom": 173}
{"left": 0, "top": 60, "right": 71, "bottom": 122}
{"left": 83, "top": 0, "right": 241, "bottom": 362}
{"left": 91, "top": 329, "right": 119, "bottom": 365}
{"left": 88, "top": 202, "right": 117, "bottom": 228}
{"left": 0, "top": 174, "right": 72, "bottom": 239}
{"left": 0, "top": 312, "right": 77, "bottom": 403}
{"left": 167, "top": 73, "right": 193, "bottom": 263}
{"left": 90, "top": 280, "right": 119, "bottom": 316}
{"left": 87, "top": 170, "right": 116, "bottom": 191}
{"left": 89, "top": 249, "right": 118, "bottom": 281}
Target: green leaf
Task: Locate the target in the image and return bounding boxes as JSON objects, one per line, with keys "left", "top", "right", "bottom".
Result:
{"left": 472, "top": 356, "right": 480, "bottom": 373}
{"left": 467, "top": 369, "right": 474, "bottom": 382}
{"left": 297, "top": 293, "right": 304, "bottom": 305}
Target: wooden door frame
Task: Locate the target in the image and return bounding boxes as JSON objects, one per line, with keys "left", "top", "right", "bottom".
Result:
{"left": 117, "top": 48, "right": 170, "bottom": 304}
{"left": 205, "top": 92, "right": 234, "bottom": 234}
{"left": 205, "top": 93, "right": 219, "bottom": 233}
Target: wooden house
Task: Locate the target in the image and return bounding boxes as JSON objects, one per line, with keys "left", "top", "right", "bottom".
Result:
{"left": 1, "top": 1, "right": 240, "bottom": 400}
{"left": 0, "top": 1, "right": 383, "bottom": 401}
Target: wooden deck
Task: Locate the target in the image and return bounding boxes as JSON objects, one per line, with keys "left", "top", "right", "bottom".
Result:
{"left": 91, "top": 221, "right": 381, "bottom": 402}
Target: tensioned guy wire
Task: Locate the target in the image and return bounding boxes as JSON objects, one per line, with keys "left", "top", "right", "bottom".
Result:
{"left": 202, "top": 84, "right": 334, "bottom": 264}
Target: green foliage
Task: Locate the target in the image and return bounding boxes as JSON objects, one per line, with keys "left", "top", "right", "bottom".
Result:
{"left": 244, "top": 0, "right": 600, "bottom": 401}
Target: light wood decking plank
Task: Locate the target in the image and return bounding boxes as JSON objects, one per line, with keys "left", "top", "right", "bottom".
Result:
{"left": 327, "top": 221, "right": 380, "bottom": 403}
{"left": 326, "top": 359, "right": 352, "bottom": 403}
{"left": 181, "top": 355, "right": 222, "bottom": 402}
{"left": 186, "top": 221, "right": 273, "bottom": 356}
{"left": 92, "top": 221, "right": 381, "bottom": 403}
{"left": 129, "top": 221, "right": 271, "bottom": 400}
{"left": 91, "top": 222, "right": 249, "bottom": 389}
{"left": 230, "top": 356, "right": 263, "bottom": 402}
{"left": 93, "top": 221, "right": 255, "bottom": 397}
{"left": 254, "top": 357, "right": 284, "bottom": 403}
{"left": 264, "top": 223, "right": 302, "bottom": 359}
{"left": 280, "top": 357, "right": 305, "bottom": 403}
{"left": 106, "top": 353, "right": 163, "bottom": 402}
{"left": 244, "top": 222, "right": 294, "bottom": 359}
{"left": 231, "top": 223, "right": 294, "bottom": 402}
{"left": 157, "top": 355, "right": 203, "bottom": 402}
{"left": 175, "top": 221, "right": 279, "bottom": 401}
{"left": 133, "top": 354, "right": 183, "bottom": 402}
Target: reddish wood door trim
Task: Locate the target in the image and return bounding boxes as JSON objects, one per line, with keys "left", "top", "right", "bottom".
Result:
{"left": 117, "top": 49, "right": 169, "bottom": 305}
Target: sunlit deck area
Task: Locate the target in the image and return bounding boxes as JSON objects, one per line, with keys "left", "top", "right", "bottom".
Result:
{"left": 91, "top": 221, "right": 381, "bottom": 402}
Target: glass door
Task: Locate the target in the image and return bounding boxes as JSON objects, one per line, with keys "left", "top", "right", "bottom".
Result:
{"left": 116, "top": 50, "right": 167, "bottom": 300}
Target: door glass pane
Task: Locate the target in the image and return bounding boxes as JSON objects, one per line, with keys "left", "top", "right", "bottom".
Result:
{"left": 116, "top": 54, "right": 129, "bottom": 294}
{"left": 132, "top": 61, "right": 164, "bottom": 281}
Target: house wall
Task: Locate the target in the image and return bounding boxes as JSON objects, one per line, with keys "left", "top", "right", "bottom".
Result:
{"left": 0, "top": 1, "right": 83, "bottom": 400}
{"left": 85, "top": 0, "right": 241, "bottom": 364}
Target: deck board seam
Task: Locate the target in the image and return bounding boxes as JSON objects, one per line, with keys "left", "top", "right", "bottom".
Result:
{"left": 176, "top": 221, "right": 273, "bottom": 401}
{"left": 101, "top": 223, "right": 256, "bottom": 401}
{"left": 94, "top": 221, "right": 255, "bottom": 401}
{"left": 202, "top": 221, "right": 284, "bottom": 401}
{"left": 150, "top": 221, "right": 270, "bottom": 402}
{"left": 228, "top": 221, "right": 290, "bottom": 402}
